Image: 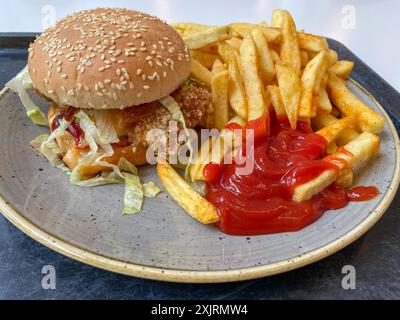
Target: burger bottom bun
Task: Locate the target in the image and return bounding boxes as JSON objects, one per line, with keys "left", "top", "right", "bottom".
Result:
{"left": 48, "top": 105, "right": 148, "bottom": 178}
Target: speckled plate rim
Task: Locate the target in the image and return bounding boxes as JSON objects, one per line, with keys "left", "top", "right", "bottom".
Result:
{"left": 0, "top": 79, "right": 399, "bottom": 284}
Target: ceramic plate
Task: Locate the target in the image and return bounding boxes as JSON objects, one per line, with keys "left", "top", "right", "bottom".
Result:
{"left": 0, "top": 79, "right": 399, "bottom": 283}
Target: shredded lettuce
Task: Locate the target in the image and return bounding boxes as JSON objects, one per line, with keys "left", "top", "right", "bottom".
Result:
{"left": 143, "top": 182, "right": 163, "bottom": 198}
{"left": 159, "top": 95, "right": 187, "bottom": 128}
{"left": 31, "top": 134, "right": 70, "bottom": 173}
{"left": 6, "top": 66, "right": 48, "bottom": 126}
{"left": 94, "top": 111, "right": 120, "bottom": 145}
{"left": 123, "top": 174, "right": 144, "bottom": 215}
{"left": 75, "top": 110, "right": 114, "bottom": 157}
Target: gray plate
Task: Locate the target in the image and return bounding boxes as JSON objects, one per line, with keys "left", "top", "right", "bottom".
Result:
{"left": 0, "top": 79, "right": 399, "bottom": 283}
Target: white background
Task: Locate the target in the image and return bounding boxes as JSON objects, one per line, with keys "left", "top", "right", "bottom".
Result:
{"left": 1, "top": 0, "right": 399, "bottom": 91}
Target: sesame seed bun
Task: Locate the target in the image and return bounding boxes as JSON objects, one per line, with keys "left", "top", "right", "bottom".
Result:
{"left": 28, "top": 8, "right": 191, "bottom": 110}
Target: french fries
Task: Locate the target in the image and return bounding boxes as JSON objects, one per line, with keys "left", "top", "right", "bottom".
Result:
{"left": 327, "top": 72, "right": 385, "bottom": 133}
{"left": 316, "top": 116, "right": 355, "bottom": 144}
{"left": 299, "top": 50, "right": 328, "bottom": 118}
{"left": 330, "top": 61, "right": 354, "bottom": 79}
{"left": 163, "top": 10, "right": 386, "bottom": 227}
{"left": 276, "top": 63, "right": 300, "bottom": 129}
{"left": 280, "top": 10, "right": 301, "bottom": 76}
{"left": 212, "top": 70, "right": 229, "bottom": 130}
{"left": 240, "top": 35, "right": 269, "bottom": 121}
{"left": 191, "top": 50, "right": 219, "bottom": 69}
{"left": 229, "top": 23, "right": 281, "bottom": 43}
{"left": 293, "top": 132, "right": 380, "bottom": 202}
{"left": 157, "top": 163, "right": 219, "bottom": 224}
{"left": 183, "top": 26, "right": 230, "bottom": 50}
{"left": 190, "top": 58, "right": 212, "bottom": 87}
{"left": 251, "top": 29, "right": 276, "bottom": 83}
{"left": 267, "top": 85, "right": 286, "bottom": 118}
{"left": 218, "top": 43, "right": 248, "bottom": 119}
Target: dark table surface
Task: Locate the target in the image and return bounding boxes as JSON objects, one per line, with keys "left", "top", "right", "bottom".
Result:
{"left": 0, "top": 36, "right": 399, "bottom": 300}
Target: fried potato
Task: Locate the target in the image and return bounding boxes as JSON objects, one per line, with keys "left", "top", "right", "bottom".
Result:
{"left": 225, "top": 37, "right": 242, "bottom": 51}
{"left": 157, "top": 163, "right": 219, "bottom": 224}
{"left": 327, "top": 73, "right": 385, "bottom": 133}
{"left": 267, "top": 85, "right": 286, "bottom": 118}
{"left": 316, "top": 116, "right": 355, "bottom": 144}
{"left": 330, "top": 61, "right": 354, "bottom": 79}
{"left": 299, "top": 50, "right": 328, "bottom": 118}
{"left": 312, "top": 113, "right": 360, "bottom": 146}
{"left": 172, "top": 23, "right": 214, "bottom": 36}
{"left": 336, "top": 170, "right": 354, "bottom": 188}
{"left": 297, "top": 33, "right": 329, "bottom": 52}
{"left": 251, "top": 29, "right": 276, "bottom": 83}
{"left": 219, "top": 43, "right": 248, "bottom": 119}
{"left": 229, "top": 23, "right": 282, "bottom": 43}
{"left": 280, "top": 10, "right": 301, "bottom": 76}
{"left": 327, "top": 49, "right": 339, "bottom": 67}
{"left": 293, "top": 132, "right": 380, "bottom": 201}
{"left": 270, "top": 49, "right": 281, "bottom": 63}
{"left": 191, "top": 50, "right": 219, "bottom": 69}
{"left": 184, "top": 26, "right": 230, "bottom": 50}
{"left": 212, "top": 70, "right": 230, "bottom": 130}
{"left": 190, "top": 58, "right": 212, "bottom": 87}
{"left": 314, "top": 73, "right": 332, "bottom": 114}
{"left": 211, "top": 58, "right": 226, "bottom": 74}
{"left": 271, "top": 9, "right": 285, "bottom": 28}
{"left": 240, "top": 35, "right": 269, "bottom": 121}
{"left": 276, "top": 63, "right": 301, "bottom": 129}
{"left": 300, "top": 50, "right": 310, "bottom": 67}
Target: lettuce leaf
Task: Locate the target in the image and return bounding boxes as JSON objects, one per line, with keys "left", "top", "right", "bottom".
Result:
{"left": 94, "top": 111, "right": 120, "bottom": 144}
{"left": 31, "top": 134, "right": 70, "bottom": 173}
{"left": 159, "top": 95, "right": 187, "bottom": 128}
{"left": 143, "top": 182, "right": 163, "bottom": 198}
{"left": 75, "top": 110, "right": 114, "bottom": 157}
{"left": 123, "top": 174, "right": 144, "bottom": 215}
{"left": 6, "top": 66, "right": 48, "bottom": 126}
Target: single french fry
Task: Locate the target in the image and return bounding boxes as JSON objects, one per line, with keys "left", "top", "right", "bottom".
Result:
{"left": 267, "top": 85, "right": 286, "bottom": 118}
{"left": 251, "top": 29, "right": 276, "bottom": 83}
{"left": 270, "top": 49, "right": 281, "bottom": 63}
{"left": 299, "top": 50, "right": 328, "bottom": 118}
{"left": 327, "top": 72, "right": 385, "bottom": 133}
{"left": 327, "top": 142, "right": 338, "bottom": 155}
{"left": 329, "top": 61, "right": 354, "bottom": 79}
{"left": 280, "top": 10, "right": 301, "bottom": 76}
{"left": 297, "top": 33, "right": 329, "bottom": 52}
{"left": 191, "top": 58, "right": 212, "bottom": 87}
{"left": 225, "top": 37, "right": 242, "bottom": 51}
{"left": 183, "top": 26, "right": 230, "bottom": 50}
{"left": 229, "top": 23, "right": 281, "bottom": 43}
{"left": 316, "top": 116, "right": 355, "bottom": 144}
{"left": 293, "top": 132, "right": 380, "bottom": 201}
{"left": 240, "top": 35, "right": 268, "bottom": 121}
{"left": 336, "top": 170, "right": 354, "bottom": 188}
{"left": 211, "top": 58, "right": 226, "bottom": 74}
{"left": 300, "top": 50, "right": 310, "bottom": 67}
{"left": 172, "top": 23, "right": 214, "bottom": 36}
{"left": 212, "top": 70, "right": 229, "bottom": 130}
{"left": 327, "top": 49, "right": 339, "bottom": 66}
{"left": 219, "top": 43, "right": 248, "bottom": 120}
{"left": 276, "top": 63, "right": 300, "bottom": 129}
{"left": 157, "top": 163, "right": 219, "bottom": 224}
{"left": 191, "top": 50, "right": 219, "bottom": 69}
{"left": 271, "top": 9, "right": 285, "bottom": 28}
{"left": 312, "top": 113, "right": 359, "bottom": 146}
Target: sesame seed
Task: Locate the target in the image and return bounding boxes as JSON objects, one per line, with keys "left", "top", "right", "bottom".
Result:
{"left": 118, "top": 60, "right": 125, "bottom": 64}
{"left": 61, "top": 74, "right": 68, "bottom": 79}
{"left": 137, "top": 69, "right": 143, "bottom": 75}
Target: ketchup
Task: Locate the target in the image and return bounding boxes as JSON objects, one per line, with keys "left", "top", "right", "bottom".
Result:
{"left": 205, "top": 117, "right": 379, "bottom": 236}
{"left": 51, "top": 106, "right": 85, "bottom": 148}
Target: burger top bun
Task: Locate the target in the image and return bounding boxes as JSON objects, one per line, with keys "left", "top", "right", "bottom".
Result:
{"left": 28, "top": 8, "right": 191, "bottom": 110}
